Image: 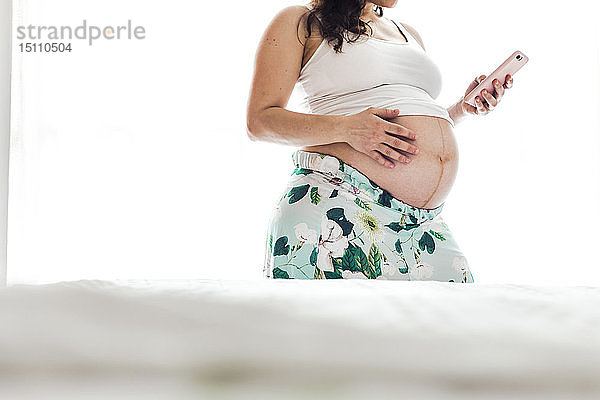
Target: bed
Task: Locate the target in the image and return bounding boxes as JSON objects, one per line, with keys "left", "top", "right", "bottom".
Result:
{"left": 0, "top": 278, "right": 599, "bottom": 399}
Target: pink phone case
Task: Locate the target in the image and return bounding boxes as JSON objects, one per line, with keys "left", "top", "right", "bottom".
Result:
{"left": 463, "top": 50, "right": 529, "bottom": 107}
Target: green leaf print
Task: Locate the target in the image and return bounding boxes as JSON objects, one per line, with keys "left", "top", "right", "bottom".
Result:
{"left": 394, "top": 238, "right": 403, "bottom": 253}
{"left": 294, "top": 168, "right": 313, "bottom": 175}
{"left": 310, "top": 246, "right": 318, "bottom": 266}
{"left": 314, "top": 267, "right": 324, "bottom": 279}
{"left": 393, "top": 242, "right": 409, "bottom": 274}
{"left": 418, "top": 231, "right": 436, "bottom": 254}
{"left": 326, "top": 208, "right": 354, "bottom": 236}
{"left": 366, "top": 243, "right": 383, "bottom": 279}
{"left": 273, "top": 236, "right": 290, "bottom": 256}
{"left": 404, "top": 224, "right": 420, "bottom": 231}
{"left": 341, "top": 243, "right": 368, "bottom": 273}
{"left": 385, "top": 222, "right": 403, "bottom": 232}
{"left": 385, "top": 221, "right": 419, "bottom": 232}
{"left": 269, "top": 234, "right": 273, "bottom": 253}
{"left": 324, "top": 270, "right": 343, "bottom": 279}
{"left": 354, "top": 198, "right": 372, "bottom": 211}
{"left": 377, "top": 190, "right": 393, "bottom": 208}
{"left": 287, "top": 184, "right": 310, "bottom": 204}
{"left": 338, "top": 160, "right": 345, "bottom": 171}
{"left": 329, "top": 189, "right": 338, "bottom": 198}
{"left": 397, "top": 249, "right": 409, "bottom": 273}
{"left": 331, "top": 257, "right": 343, "bottom": 268}
{"left": 409, "top": 215, "right": 418, "bottom": 224}
{"left": 386, "top": 216, "right": 418, "bottom": 233}
{"left": 429, "top": 230, "right": 446, "bottom": 241}
{"left": 273, "top": 267, "right": 290, "bottom": 279}
{"left": 310, "top": 187, "right": 321, "bottom": 205}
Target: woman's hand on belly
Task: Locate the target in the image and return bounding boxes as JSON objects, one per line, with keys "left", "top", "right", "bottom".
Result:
{"left": 341, "top": 107, "right": 420, "bottom": 169}
{"left": 301, "top": 115, "right": 459, "bottom": 208}
{"left": 343, "top": 115, "right": 460, "bottom": 209}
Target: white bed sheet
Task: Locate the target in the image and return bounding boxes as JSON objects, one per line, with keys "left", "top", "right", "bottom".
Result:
{"left": 0, "top": 279, "right": 599, "bottom": 399}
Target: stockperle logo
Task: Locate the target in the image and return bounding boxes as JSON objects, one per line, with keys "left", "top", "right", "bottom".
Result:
{"left": 16, "top": 20, "right": 146, "bottom": 46}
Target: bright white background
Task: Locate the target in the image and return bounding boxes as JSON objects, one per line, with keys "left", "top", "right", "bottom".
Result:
{"left": 8, "top": 0, "right": 600, "bottom": 285}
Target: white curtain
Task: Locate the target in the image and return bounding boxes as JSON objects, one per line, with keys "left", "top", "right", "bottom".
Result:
{"left": 8, "top": 0, "right": 600, "bottom": 285}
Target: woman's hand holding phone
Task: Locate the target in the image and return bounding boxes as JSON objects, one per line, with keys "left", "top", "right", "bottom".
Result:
{"left": 458, "top": 50, "right": 526, "bottom": 117}
{"left": 461, "top": 74, "right": 514, "bottom": 116}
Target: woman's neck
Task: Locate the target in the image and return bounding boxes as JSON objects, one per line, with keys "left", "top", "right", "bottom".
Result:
{"left": 360, "top": 2, "right": 379, "bottom": 22}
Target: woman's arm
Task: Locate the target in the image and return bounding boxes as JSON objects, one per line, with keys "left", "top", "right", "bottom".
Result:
{"left": 246, "top": 6, "right": 346, "bottom": 146}
{"left": 247, "top": 7, "right": 420, "bottom": 168}
{"left": 447, "top": 100, "right": 468, "bottom": 126}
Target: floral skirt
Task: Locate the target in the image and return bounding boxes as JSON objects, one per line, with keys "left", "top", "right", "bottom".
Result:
{"left": 263, "top": 150, "right": 475, "bottom": 282}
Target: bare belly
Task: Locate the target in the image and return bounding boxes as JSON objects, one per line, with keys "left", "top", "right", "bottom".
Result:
{"left": 300, "top": 115, "right": 458, "bottom": 210}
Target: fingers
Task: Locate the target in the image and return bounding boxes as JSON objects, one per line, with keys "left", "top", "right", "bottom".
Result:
{"left": 504, "top": 74, "right": 514, "bottom": 89}
{"left": 475, "top": 74, "right": 514, "bottom": 114}
{"left": 364, "top": 107, "right": 422, "bottom": 167}
{"left": 371, "top": 107, "right": 400, "bottom": 120}
{"left": 367, "top": 107, "right": 418, "bottom": 141}
{"left": 492, "top": 78, "right": 505, "bottom": 99}
{"left": 465, "top": 74, "right": 487, "bottom": 100}
{"left": 480, "top": 89, "right": 497, "bottom": 110}
{"left": 383, "top": 120, "right": 417, "bottom": 140}
{"left": 465, "top": 76, "right": 481, "bottom": 94}
{"left": 370, "top": 150, "right": 396, "bottom": 169}
{"left": 467, "top": 73, "right": 514, "bottom": 116}
{"left": 381, "top": 134, "right": 419, "bottom": 157}
{"left": 474, "top": 96, "right": 488, "bottom": 115}
{"left": 375, "top": 143, "right": 413, "bottom": 165}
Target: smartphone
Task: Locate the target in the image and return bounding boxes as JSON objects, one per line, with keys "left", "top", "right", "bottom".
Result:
{"left": 463, "top": 50, "right": 529, "bottom": 107}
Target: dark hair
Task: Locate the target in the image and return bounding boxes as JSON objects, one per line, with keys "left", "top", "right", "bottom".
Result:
{"left": 302, "top": 1, "right": 384, "bottom": 53}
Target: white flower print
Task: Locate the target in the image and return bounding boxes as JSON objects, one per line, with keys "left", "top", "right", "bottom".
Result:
{"left": 294, "top": 222, "right": 318, "bottom": 244}
{"left": 409, "top": 261, "right": 434, "bottom": 280}
{"left": 316, "top": 215, "right": 349, "bottom": 272}
{"left": 293, "top": 216, "right": 349, "bottom": 273}
{"left": 310, "top": 155, "right": 340, "bottom": 173}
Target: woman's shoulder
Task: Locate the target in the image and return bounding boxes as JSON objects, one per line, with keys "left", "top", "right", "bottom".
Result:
{"left": 267, "top": 5, "right": 321, "bottom": 45}
{"left": 270, "top": 5, "right": 312, "bottom": 26}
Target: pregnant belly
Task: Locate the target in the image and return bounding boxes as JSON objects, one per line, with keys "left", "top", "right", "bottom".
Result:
{"left": 299, "top": 115, "right": 459, "bottom": 209}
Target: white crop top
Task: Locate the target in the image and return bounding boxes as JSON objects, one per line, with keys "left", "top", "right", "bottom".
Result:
{"left": 296, "top": 14, "right": 455, "bottom": 127}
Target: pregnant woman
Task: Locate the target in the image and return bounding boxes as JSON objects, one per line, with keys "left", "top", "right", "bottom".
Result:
{"left": 246, "top": 1, "right": 513, "bottom": 281}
